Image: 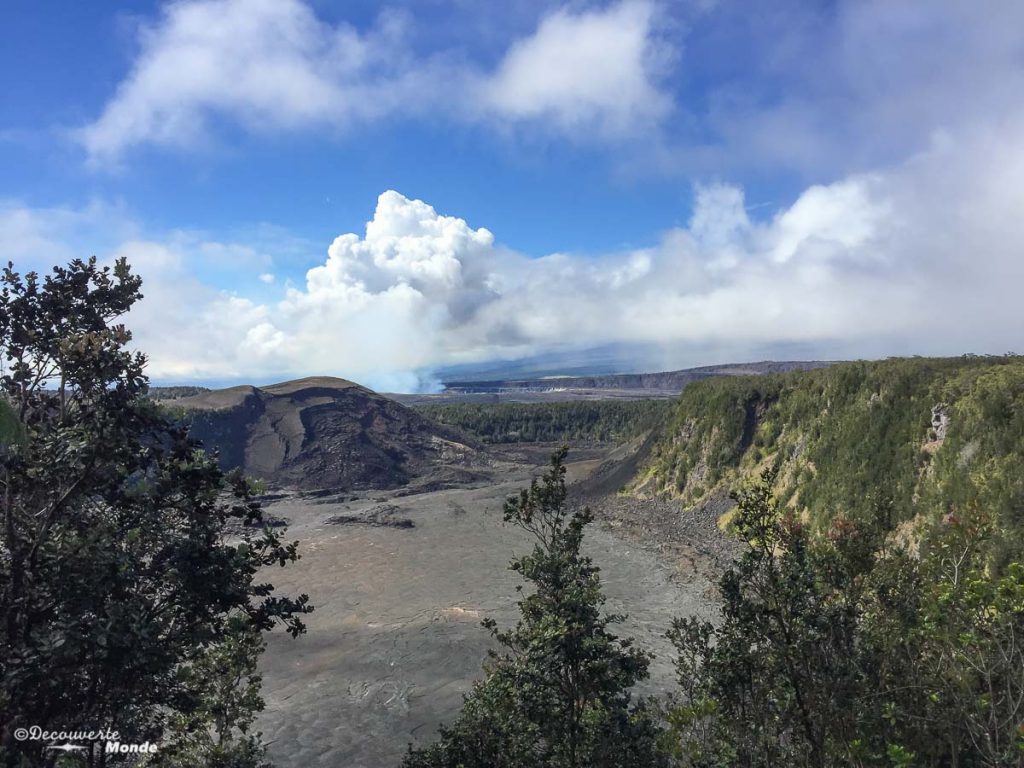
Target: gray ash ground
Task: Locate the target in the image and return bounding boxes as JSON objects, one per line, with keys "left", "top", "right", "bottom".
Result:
{"left": 255, "top": 445, "right": 731, "bottom": 768}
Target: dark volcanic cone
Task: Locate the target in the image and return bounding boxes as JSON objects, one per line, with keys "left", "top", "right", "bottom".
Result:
{"left": 172, "top": 376, "right": 476, "bottom": 491}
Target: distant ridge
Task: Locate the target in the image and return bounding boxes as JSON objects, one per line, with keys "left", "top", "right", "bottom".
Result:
{"left": 171, "top": 377, "right": 364, "bottom": 410}
{"left": 171, "top": 377, "right": 475, "bottom": 491}
{"left": 441, "top": 361, "right": 836, "bottom": 395}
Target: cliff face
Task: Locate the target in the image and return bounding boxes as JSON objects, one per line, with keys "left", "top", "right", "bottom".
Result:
{"left": 633, "top": 357, "right": 1024, "bottom": 566}
{"left": 172, "top": 377, "right": 476, "bottom": 491}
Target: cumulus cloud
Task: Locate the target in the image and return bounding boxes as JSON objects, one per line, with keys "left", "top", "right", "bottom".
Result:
{"left": 479, "top": 1, "right": 672, "bottom": 137}
{"left": 94, "top": 238, "right": 286, "bottom": 381}
{"left": 77, "top": 0, "right": 671, "bottom": 163}
{"left": 7, "top": 1, "right": 1008, "bottom": 388}
{"left": 71, "top": 0, "right": 1024, "bottom": 187}
{"left": 77, "top": 0, "right": 422, "bottom": 163}
{"left": 9, "top": 126, "right": 1023, "bottom": 389}
{"left": 98, "top": 110, "right": 1017, "bottom": 388}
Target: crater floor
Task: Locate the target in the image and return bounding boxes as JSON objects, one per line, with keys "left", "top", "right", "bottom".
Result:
{"left": 256, "top": 450, "right": 717, "bottom": 768}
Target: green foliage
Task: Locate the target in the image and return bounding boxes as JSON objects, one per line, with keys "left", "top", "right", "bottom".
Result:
{"left": 639, "top": 356, "right": 1024, "bottom": 564}
{"left": 145, "top": 616, "right": 272, "bottom": 768}
{"left": 669, "top": 470, "right": 1024, "bottom": 767}
{"left": 405, "top": 448, "right": 669, "bottom": 768}
{"left": 419, "top": 399, "right": 673, "bottom": 444}
{"left": 144, "top": 385, "right": 210, "bottom": 401}
{"left": 0, "top": 399, "right": 21, "bottom": 448}
{"left": 0, "top": 258, "right": 311, "bottom": 766}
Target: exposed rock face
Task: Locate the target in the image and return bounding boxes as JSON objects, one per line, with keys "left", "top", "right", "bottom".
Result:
{"left": 172, "top": 377, "right": 476, "bottom": 491}
{"left": 931, "top": 403, "right": 950, "bottom": 442}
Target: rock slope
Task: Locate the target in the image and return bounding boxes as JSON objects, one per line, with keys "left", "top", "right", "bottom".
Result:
{"left": 171, "top": 377, "right": 476, "bottom": 491}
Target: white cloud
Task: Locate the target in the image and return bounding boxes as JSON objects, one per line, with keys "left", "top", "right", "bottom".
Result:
{"left": 652, "top": 0, "right": 1024, "bottom": 178}
{"left": 0, "top": 204, "right": 294, "bottom": 381}
{"left": 105, "top": 240, "right": 282, "bottom": 380}
{"left": 0, "top": 200, "right": 138, "bottom": 268}
{"left": 768, "top": 179, "right": 887, "bottom": 264}
{"left": 77, "top": 0, "right": 425, "bottom": 164}
{"left": 479, "top": 1, "right": 671, "bottom": 137}
{"left": 11, "top": 114, "right": 1024, "bottom": 389}
{"left": 68, "top": 0, "right": 1024, "bottom": 187}
{"left": 77, "top": 0, "right": 672, "bottom": 163}
{"left": 123, "top": 112, "right": 1024, "bottom": 385}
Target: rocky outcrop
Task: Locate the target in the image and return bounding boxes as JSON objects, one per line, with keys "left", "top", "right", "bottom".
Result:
{"left": 931, "top": 403, "right": 950, "bottom": 442}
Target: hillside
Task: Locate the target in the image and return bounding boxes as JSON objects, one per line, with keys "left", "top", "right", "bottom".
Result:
{"left": 171, "top": 376, "right": 476, "bottom": 491}
{"left": 145, "top": 385, "right": 210, "bottom": 401}
{"left": 633, "top": 356, "right": 1024, "bottom": 567}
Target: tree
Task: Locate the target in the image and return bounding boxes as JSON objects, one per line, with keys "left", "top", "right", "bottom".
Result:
{"left": 145, "top": 616, "right": 273, "bottom": 768}
{"left": 669, "top": 469, "right": 1024, "bottom": 767}
{"left": 405, "top": 448, "right": 668, "bottom": 768}
{"left": 912, "top": 508, "right": 1024, "bottom": 767}
{"left": 667, "top": 468, "right": 864, "bottom": 767}
{"left": 0, "top": 258, "right": 311, "bottom": 767}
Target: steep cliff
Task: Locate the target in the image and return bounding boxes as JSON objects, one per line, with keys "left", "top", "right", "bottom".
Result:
{"left": 634, "top": 356, "right": 1024, "bottom": 565}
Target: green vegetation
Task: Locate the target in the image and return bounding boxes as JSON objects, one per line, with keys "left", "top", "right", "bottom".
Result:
{"left": 4, "top": 257, "right": 1022, "bottom": 768}
{"left": 144, "top": 385, "right": 210, "bottom": 401}
{"left": 0, "top": 258, "right": 310, "bottom": 767}
{"left": 636, "top": 356, "right": 1024, "bottom": 566}
{"left": 669, "top": 469, "right": 1024, "bottom": 767}
{"left": 406, "top": 449, "right": 668, "bottom": 768}
{"left": 642, "top": 358, "right": 1024, "bottom": 765}
{"left": 0, "top": 399, "right": 21, "bottom": 447}
{"left": 407, "top": 445, "right": 1024, "bottom": 767}
{"left": 419, "top": 399, "right": 672, "bottom": 444}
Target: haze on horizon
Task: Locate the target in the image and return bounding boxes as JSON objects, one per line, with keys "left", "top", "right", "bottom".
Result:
{"left": 2, "top": 0, "right": 1022, "bottom": 392}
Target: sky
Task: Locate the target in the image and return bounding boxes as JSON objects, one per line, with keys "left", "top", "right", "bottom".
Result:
{"left": 2, "top": 0, "right": 1023, "bottom": 391}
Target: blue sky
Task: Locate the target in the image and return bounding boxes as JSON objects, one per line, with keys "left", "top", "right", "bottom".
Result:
{"left": 2, "top": 1, "right": 1023, "bottom": 390}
